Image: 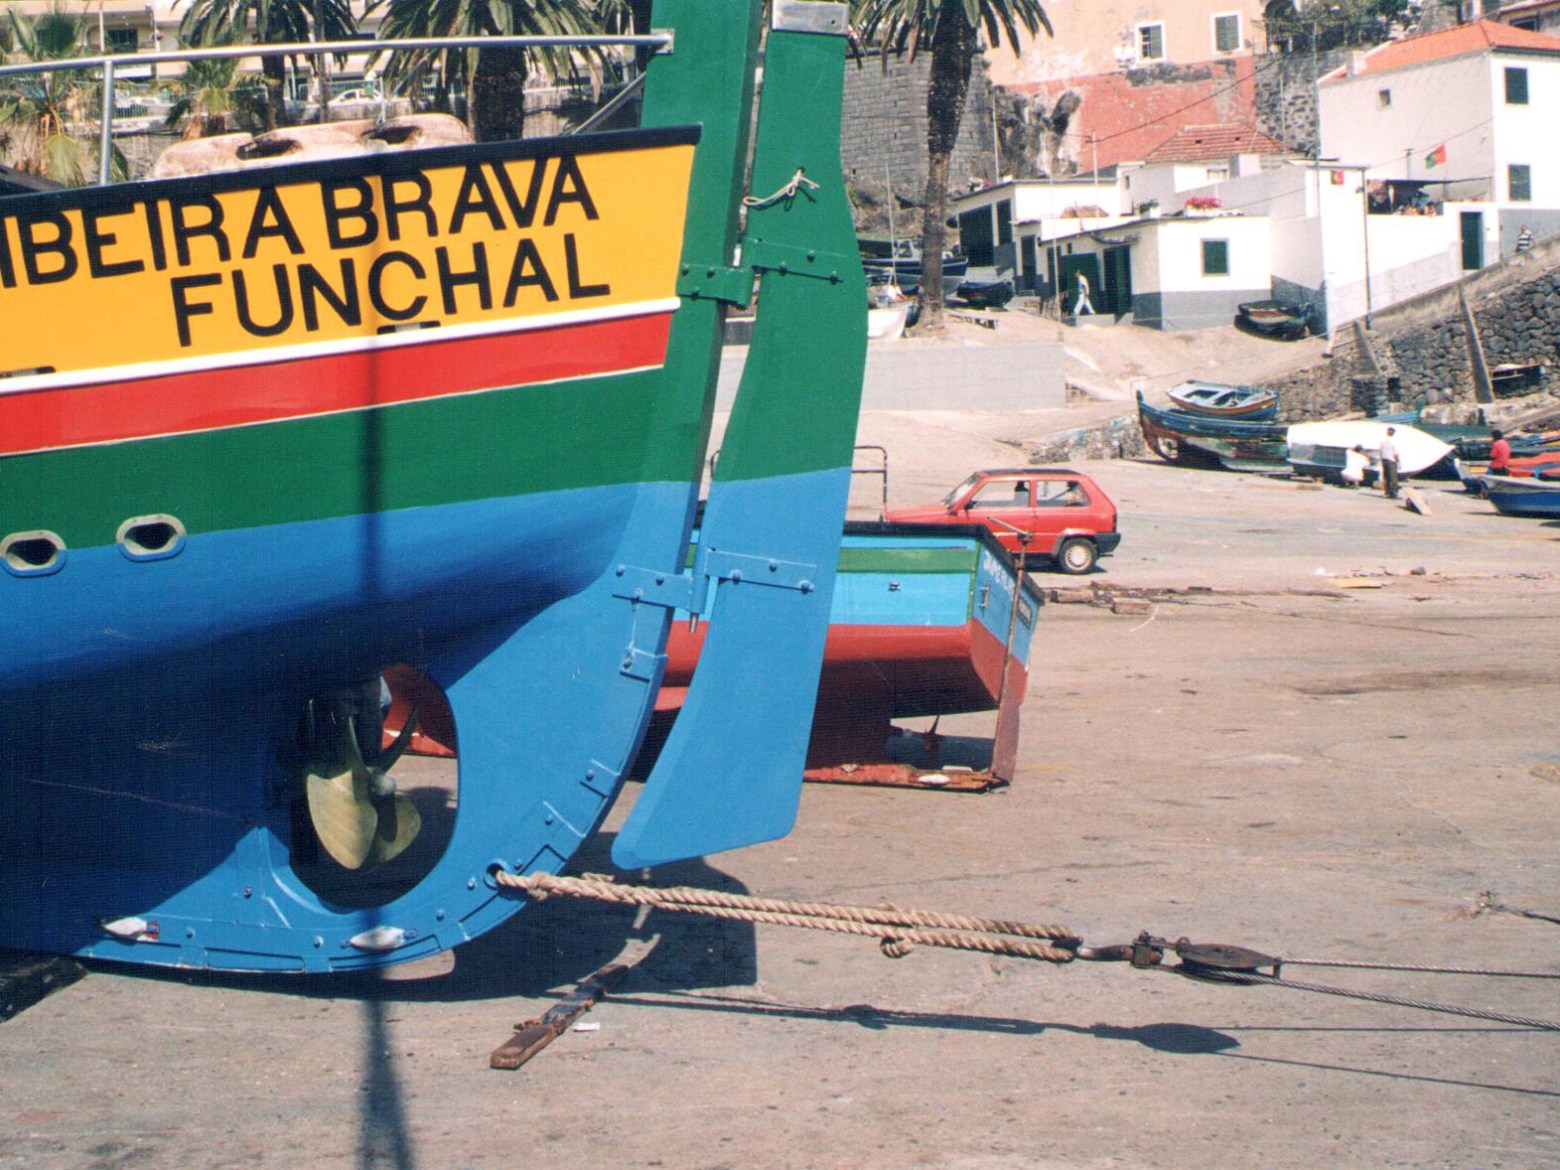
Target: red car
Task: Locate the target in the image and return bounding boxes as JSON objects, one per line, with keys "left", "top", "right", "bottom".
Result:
{"left": 884, "top": 468, "right": 1121, "bottom": 573}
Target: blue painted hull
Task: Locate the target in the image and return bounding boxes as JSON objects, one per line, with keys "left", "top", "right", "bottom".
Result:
{"left": 1487, "top": 479, "right": 1560, "bottom": 518}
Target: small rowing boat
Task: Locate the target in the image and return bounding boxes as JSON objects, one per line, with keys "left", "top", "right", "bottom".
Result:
{"left": 1166, "top": 380, "right": 1279, "bottom": 420}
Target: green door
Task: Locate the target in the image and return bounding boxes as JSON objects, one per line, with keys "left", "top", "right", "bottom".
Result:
{"left": 1102, "top": 245, "right": 1132, "bottom": 316}
{"left": 1059, "top": 253, "right": 1102, "bottom": 316}
{"left": 1461, "top": 211, "right": 1484, "bottom": 271}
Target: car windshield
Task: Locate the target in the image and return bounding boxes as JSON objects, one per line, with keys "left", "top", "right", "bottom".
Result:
{"left": 941, "top": 473, "right": 984, "bottom": 507}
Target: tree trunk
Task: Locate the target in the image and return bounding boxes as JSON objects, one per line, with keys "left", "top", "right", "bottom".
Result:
{"left": 920, "top": 14, "right": 975, "bottom": 332}
{"left": 262, "top": 55, "right": 288, "bottom": 129}
{"left": 470, "top": 45, "right": 529, "bottom": 143}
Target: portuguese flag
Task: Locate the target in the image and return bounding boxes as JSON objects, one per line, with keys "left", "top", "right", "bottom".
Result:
{"left": 1425, "top": 143, "right": 1447, "bottom": 169}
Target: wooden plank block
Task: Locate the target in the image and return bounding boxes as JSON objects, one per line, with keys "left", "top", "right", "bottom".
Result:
{"left": 489, "top": 949, "right": 643, "bottom": 1070}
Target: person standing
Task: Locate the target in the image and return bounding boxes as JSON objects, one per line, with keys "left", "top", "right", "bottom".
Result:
{"left": 1379, "top": 426, "right": 1401, "bottom": 499}
{"left": 1489, "top": 428, "right": 1513, "bottom": 476}
{"left": 1516, "top": 225, "right": 1535, "bottom": 254}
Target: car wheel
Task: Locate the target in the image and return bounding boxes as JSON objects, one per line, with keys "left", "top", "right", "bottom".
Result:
{"left": 1056, "top": 538, "right": 1097, "bottom": 575}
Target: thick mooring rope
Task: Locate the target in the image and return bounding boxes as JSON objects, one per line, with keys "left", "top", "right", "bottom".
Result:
{"left": 498, "top": 872, "right": 1080, "bottom": 963}
{"left": 497, "top": 872, "right": 1560, "bottom": 1029}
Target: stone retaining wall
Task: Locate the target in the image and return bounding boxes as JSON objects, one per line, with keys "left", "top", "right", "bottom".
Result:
{"left": 1265, "top": 232, "right": 1560, "bottom": 421}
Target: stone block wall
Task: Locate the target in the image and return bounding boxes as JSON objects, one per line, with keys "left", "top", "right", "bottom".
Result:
{"left": 842, "top": 51, "right": 999, "bottom": 209}
{"left": 1252, "top": 49, "right": 1352, "bottom": 157}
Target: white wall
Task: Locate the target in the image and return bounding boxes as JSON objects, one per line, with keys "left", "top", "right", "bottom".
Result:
{"left": 1320, "top": 55, "right": 1493, "bottom": 188}
{"left": 1140, "top": 216, "right": 1271, "bottom": 293}
{"left": 1489, "top": 56, "right": 1560, "bottom": 207}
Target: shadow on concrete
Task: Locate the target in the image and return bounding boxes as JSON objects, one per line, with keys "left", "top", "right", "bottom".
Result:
{"left": 599, "top": 992, "right": 1560, "bottom": 1097}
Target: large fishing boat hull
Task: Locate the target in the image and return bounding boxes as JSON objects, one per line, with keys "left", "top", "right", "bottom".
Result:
{"left": 1, "top": 0, "right": 870, "bottom": 971}
{"left": 390, "top": 524, "right": 1043, "bottom": 772}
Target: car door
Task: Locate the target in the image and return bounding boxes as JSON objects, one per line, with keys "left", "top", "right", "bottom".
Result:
{"left": 1029, "top": 477, "right": 1091, "bottom": 554}
{"left": 960, "top": 475, "right": 1033, "bottom": 556}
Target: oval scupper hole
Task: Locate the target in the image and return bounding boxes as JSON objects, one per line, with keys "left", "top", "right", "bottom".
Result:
{"left": 117, "top": 515, "right": 187, "bottom": 561}
{"left": 2, "top": 530, "right": 66, "bottom": 577}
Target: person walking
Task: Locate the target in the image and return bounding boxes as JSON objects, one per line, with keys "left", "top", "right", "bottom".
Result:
{"left": 1379, "top": 426, "right": 1401, "bottom": 499}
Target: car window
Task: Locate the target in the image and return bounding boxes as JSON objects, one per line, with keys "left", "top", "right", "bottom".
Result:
{"left": 1036, "top": 479, "right": 1089, "bottom": 506}
{"left": 941, "top": 472, "right": 983, "bottom": 507}
{"left": 968, "top": 480, "right": 1031, "bottom": 509}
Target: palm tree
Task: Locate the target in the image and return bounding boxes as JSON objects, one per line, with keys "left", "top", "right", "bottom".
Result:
{"left": 163, "top": 49, "right": 266, "bottom": 138}
{"left": 371, "top": 0, "right": 624, "bottom": 143}
{"left": 0, "top": 3, "right": 120, "bottom": 185}
{"left": 852, "top": 0, "right": 1050, "bottom": 331}
{"left": 176, "top": 0, "right": 358, "bottom": 128}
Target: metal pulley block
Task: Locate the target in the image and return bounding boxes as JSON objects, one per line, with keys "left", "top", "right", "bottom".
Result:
{"left": 1172, "top": 938, "right": 1282, "bottom": 977}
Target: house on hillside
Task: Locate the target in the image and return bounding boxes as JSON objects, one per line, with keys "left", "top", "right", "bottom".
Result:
{"left": 981, "top": 0, "right": 1267, "bottom": 175}
{"left": 1318, "top": 19, "right": 1560, "bottom": 259}
{"left": 1043, "top": 210, "right": 1273, "bottom": 329}
{"left": 1496, "top": 0, "right": 1560, "bottom": 36}
{"left": 986, "top": 0, "right": 1266, "bottom": 85}
{"left": 1123, "top": 121, "right": 1294, "bottom": 212}
{"left": 952, "top": 174, "right": 1131, "bottom": 295}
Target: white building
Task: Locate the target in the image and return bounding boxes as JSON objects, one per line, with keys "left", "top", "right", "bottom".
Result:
{"left": 952, "top": 175, "right": 1132, "bottom": 296}
{"left": 1318, "top": 19, "right": 1560, "bottom": 259}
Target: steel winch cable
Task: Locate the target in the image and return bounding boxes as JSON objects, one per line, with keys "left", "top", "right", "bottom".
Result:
{"left": 498, "top": 872, "right": 1560, "bottom": 1030}
{"left": 1179, "top": 968, "right": 1560, "bottom": 1032}
{"left": 1278, "top": 957, "right": 1560, "bottom": 980}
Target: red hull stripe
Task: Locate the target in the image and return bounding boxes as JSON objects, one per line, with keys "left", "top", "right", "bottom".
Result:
{"left": 0, "top": 311, "right": 671, "bottom": 457}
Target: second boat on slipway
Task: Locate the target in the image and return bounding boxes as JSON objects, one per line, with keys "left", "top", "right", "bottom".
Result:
{"left": 0, "top": 0, "right": 868, "bottom": 972}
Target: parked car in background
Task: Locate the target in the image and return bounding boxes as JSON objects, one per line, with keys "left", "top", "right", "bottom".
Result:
{"left": 884, "top": 468, "right": 1120, "bottom": 573}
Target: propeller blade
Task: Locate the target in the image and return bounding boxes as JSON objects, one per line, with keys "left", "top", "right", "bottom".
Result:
{"left": 364, "top": 793, "right": 421, "bottom": 868}
{"left": 374, "top": 707, "right": 419, "bottom": 771}
{"left": 305, "top": 773, "right": 380, "bottom": 870}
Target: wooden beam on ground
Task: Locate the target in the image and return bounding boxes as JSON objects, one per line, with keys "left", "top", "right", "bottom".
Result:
{"left": 489, "top": 942, "right": 651, "bottom": 1070}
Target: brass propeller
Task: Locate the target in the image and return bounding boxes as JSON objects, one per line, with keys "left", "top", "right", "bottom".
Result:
{"left": 303, "top": 684, "right": 422, "bottom": 871}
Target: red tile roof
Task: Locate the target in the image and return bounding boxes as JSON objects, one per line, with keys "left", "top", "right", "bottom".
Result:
{"left": 1142, "top": 122, "right": 1289, "bottom": 163}
{"left": 1325, "top": 18, "right": 1560, "bottom": 80}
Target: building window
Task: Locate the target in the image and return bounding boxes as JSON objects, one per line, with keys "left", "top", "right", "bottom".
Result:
{"left": 1509, "top": 163, "right": 1532, "bottom": 202}
{"left": 1512, "top": 16, "right": 1540, "bottom": 30}
{"left": 106, "top": 27, "right": 139, "bottom": 53}
{"left": 1377, "top": 89, "right": 1392, "bottom": 108}
{"left": 1202, "top": 239, "right": 1230, "bottom": 276}
{"left": 1505, "top": 67, "right": 1529, "bottom": 105}
{"left": 1138, "top": 23, "right": 1165, "bottom": 61}
{"left": 1213, "top": 13, "right": 1241, "bottom": 53}
{"left": 1205, "top": 164, "right": 1230, "bottom": 181}
{"left": 996, "top": 201, "right": 1013, "bottom": 246}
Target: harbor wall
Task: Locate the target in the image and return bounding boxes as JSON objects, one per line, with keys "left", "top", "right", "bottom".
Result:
{"left": 1266, "top": 231, "right": 1560, "bottom": 420}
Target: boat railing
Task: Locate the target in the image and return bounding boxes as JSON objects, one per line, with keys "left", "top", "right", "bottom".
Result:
{"left": 0, "top": 32, "right": 674, "bottom": 186}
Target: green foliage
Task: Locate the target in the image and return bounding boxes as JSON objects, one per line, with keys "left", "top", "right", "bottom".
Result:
{"left": 177, "top": 0, "right": 359, "bottom": 51}
{"left": 1265, "top": 0, "right": 1418, "bottom": 52}
{"left": 162, "top": 46, "right": 267, "bottom": 136}
{"left": 0, "top": 2, "right": 115, "bottom": 184}
{"left": 852, "top": 0, "right": 1051, "bottom": 61}
{"left": 368, "top": 0, "right": 628, "bottom": 141}
{"left": 177, "top": 0, "right": 360, "bottom": 126}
